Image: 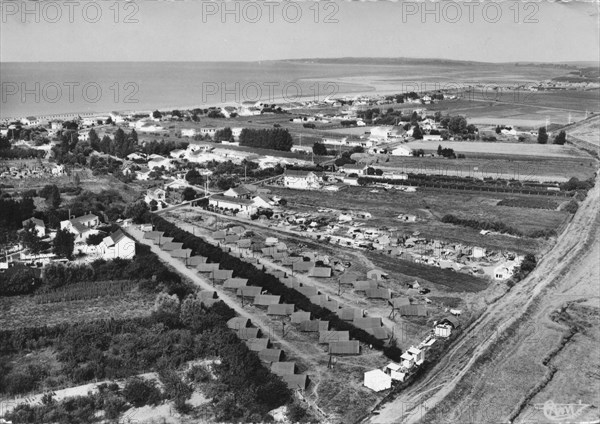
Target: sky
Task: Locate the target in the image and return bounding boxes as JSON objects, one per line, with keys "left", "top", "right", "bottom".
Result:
{"left": 1, "top": 0, "right": 599, "bottom": 63}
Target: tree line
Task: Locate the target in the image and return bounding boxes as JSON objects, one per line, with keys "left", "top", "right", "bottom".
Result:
{"left": 239, "top": 128, "right": 293, "bottom": 151}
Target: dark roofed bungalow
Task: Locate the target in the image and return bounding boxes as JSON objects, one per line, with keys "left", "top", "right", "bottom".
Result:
{"left": 296, "top": 286, "right": 319, "bottom": 297}
{"left": 310, "top": 295, "right": 328, "bottom": 306}
{"left": 299, "top": 320, "right": 329, "bottom": 332}
{"left": 267, "top": 304, "right": 295, "bottom": 316}
{"left": 323, "top": 300, "right": 340, "bottom": 312}
{"left": 293, "top": 261, "right": 316, "bottom": 272}
{"left": 309, "top": 267, "right": 332, "bottom": 278}
{"left": 399, "top": 304, "right": 427, "bottom": 317}
{"left": 253, "top": 295, "right": 281, "bottom": 306}
{"left": 171, "top": 248, "right": 192, "bottom": 259}
{"left": 209, "top": 269, "right": 234, "bottom": 281}
{"left": 337, "top": 308, "right": 364, "bottom": 321}
{"left": 366, "top": 288, "right": 392, "bottom": 300}
{"left": 365, "top": 327, "right": 389, "bottom": 340}
{"left": 188, "top": 256, "right": 208, "bottom": 266}
{"left": 319, "top": 331, "right": 350, "bottom": 344}
{"left": 353, "top": 280, "right": 379, "bottom": 291}
{"left": 236, "top": 286, "right": 262, "bottom": 298}
{"left": 329, "top": 341, "right": 360, "bottom": 355}
{"left": 223, "top": 277, "right": 249, "bottom": 289}
{"left": 258, "top": 348, "right": 284, "bottom": 363}
{"left": 291, "top": 311, "right": 311, "bottom": 324}
{"left": 390, "top": 298, "right": 411, "bottom": 308}
{"left": 212, "top": 230, "right": 226, "bottom": 240}
{"left": 237, "top": 239, "right": 252, "bottom": 248}
{"left": 270, "top": 362, "right": 296, "bottom": 376}
{"left": 245, "top": 338, "right": 270, "bottom": 352}
{"left": 237, "top": 327, "right": 261, "bottom": 340}
{"left": 197, "top": 263, "right": 220, "bottom": 273}
{"left": 143, "top": 231, "right": 164, "bottom": 241}
{"left": 353, "top": 317, "right": 383, "bottom": 329}
{"left": 282, "top": 374, "right": 309, "bottom": 390}
{"left": 227, "top": 317, "right": 250, "bottom": 330}
{"left": 162, "top": 242, "right": 183, "bottom": 251}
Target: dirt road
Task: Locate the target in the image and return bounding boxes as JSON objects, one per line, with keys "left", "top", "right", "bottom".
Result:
{"left": 368, "top": 172, "right": 600, "bottom": 424}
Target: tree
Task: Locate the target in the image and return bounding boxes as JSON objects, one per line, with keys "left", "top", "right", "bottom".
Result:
{"left": 537, "top": 127, "right": 548, "bottom": 144}
{"left": 53, "top": 229, "right": 75, "bottom": 259}
{"left": 20, "top": 221, "right": 44, "bottom": 255}
{"left": 39, "top": 184, "right": 61, "bottom": 209}
{"left": 495, "top": 125, "right": 501, "bottom": 134}
{"left": 182, "top": 187, "right": 197, "bottom": 201}
{"left": 412, "top": 125, "right": 423, "bottom": 140}
{"left": 86, "top": 233, "right": 105, "bottom": 246}
{"left": 152, "top": 110, "right": 163, "bottom": 119}
{"left": 553, "top": 130, "right": 566, "bottom": 145}
{"left": 123, "top": 377, "right": 162, "bottom": 407}
{"left": 124, "top": 200, "right": 149, "bottom": 223}
{"left": 312, "top": 142, "right": 327, "bottom": 156}
{"left": 448, "top": 116, "right": 467, "bottom": 134}
{"left": 437, "top": 145, "right": 443, "bottom": 156}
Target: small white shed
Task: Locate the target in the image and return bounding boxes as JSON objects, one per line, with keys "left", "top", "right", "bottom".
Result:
{"left": 364, "top": 369, "right": 392, "bottom": 392}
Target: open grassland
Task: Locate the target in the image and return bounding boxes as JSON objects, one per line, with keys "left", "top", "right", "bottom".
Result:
{"left": 565, "top": 114, "right": 600, "bottom": 147}
{"left": 269, "top": 187, "right": 568, "bottom": 253}
{"left": 405, "top": 140, "right": 589, "bottom": 159}
{"left": 378, "top": 155, "right": 597, "bottom": 182}
{"left": 0, "top": 291, "right": 155, "bottom": 330}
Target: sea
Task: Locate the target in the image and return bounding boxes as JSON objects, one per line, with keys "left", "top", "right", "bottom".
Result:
{"left": 0, "top": 61, "right": 382, "bottom": 119}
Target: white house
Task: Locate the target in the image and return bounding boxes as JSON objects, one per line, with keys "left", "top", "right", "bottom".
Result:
{"left": 340, "top": 164, "right": 368, "bottom": 175}
{"left": 471, "top": 246, "right": 486, "bottom": 258}
{"left": 209, "top": 194, "right": 258, "bottom": 216}
{"left": 252, "top": 195, "right": 273, "bottom": 209}
{"left": 369, "top": 126, "right": 394, "bottom": 141}
{"left": 494, "top": 262, "right": 517, "bottom": 280}
{"left": 283, "top": 170, "right": 323, "bottom": 190}
{"left": 98, "top": 230, "right": 136, "bottom": 260}
{"left": 364, "top": 369, "right": 392, "bottom": 392}
{"left": 385, "top": 363, "right": 406, "bottom": 382}
{"left": 148, "top": 157, "right": 175, "bottom": 170}
{"left": 423, "top": 134, "right": 442, "bottom": 142}
{"left": 22, "top": 218, "right": 46, "bottom": 238}
{"left": 181, "top": 129, "right": 197, "bottom": 137}
{"left": 407, "top": 346, "right": 424, "bottom": 365}
{"left": 391, "top": 146, "right": 412, "bottom": 156}
{"left": 60, "top": 214, "right": 100, "bottom": 243}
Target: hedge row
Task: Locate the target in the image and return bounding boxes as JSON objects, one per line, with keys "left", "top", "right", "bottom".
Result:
{"left": 143, "top": 212, "right": 402, "bottom": 361}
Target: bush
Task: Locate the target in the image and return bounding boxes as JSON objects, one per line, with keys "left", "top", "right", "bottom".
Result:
{"left": 564, "top": 200, "right": 579, "bottom": 214}
{"left": 122, "top": 377, "right": 163, "bottom": 407}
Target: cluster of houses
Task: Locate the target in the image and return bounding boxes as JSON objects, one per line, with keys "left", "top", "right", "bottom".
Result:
{"left": 0, "top": 162, "right": 64, "bottom": 180}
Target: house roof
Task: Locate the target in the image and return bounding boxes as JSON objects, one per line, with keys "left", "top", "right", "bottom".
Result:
{"left": 390, "top": 298, "right": 411, "bottom": 308}
{"left": 353, "top": 317, "right": 383, "bottom": 329}
{"left": 237, "top": 327, "right": 260, "bottom": 340}
{"left": 197, "top": 263, "right": 220, "bottom": 272}
{"left": 319, "top": 331, "right": 350, "bottom": 344}
{"left": 258, "top": 349, "right": 283, "bottom": 363}
{"left": 309, "top": 267, "right": 332, "bottom": 278}
{"left": 329, "top": 341, "right": 360, "bottom": 355}
{"left": 188, "top": 256, "right": 207, "bottom": 266}
{"left": 282, "top": 374, "right": 309, "bottom": 390}
{"left": 399, "top": 304, "right": 427, "bottom": 317}
{"left": 253, "top": 294, "right": 281, "bottom": 306}
{"left": 365, "top": 288, "right": 392, "bottom": 300}
{"left": 236, "top": 286, "right": 262, "bottom": 298}
{"left": 143, "top": 231, "right": 164, "bottom": 241}
{"left": 212, "top": 230, "right": 226, "bottom": 239}
{"left": 245, "top": 338, "right": 270, "bottom": 352}
{"left": 223, "top": 278, "right": 249, "bottom": 289}
{"left": 271, "top": 362, "right": 296, "bottom": 376}
{"left": 296, "top": 286, "right": 319, "bottom": 297}
{"left": 337, "top": 308, "right": 363, "bottom": 321}
{"left": 309, "top": 295, "right": 328, "bottom": 306}
{"left": 323, "top": 300, "right": 340, "bottom": 312}
{"left": 291, "top": 311, "right": 311, "bottom": 324}
{"left": 227, "top": 317, "right": 250, "bottom": 330}
{"left": 73, "top": 213, "right": 98, "bottom": 223}
{"left": 342, "top": 163, "right": 367, "bottom": 170}
{"left": 170, "top": 248, "right": 192, "bottom": 259}
{"left": 267, "top": 304, "right": 295, "bottom": 316}
{"left": 293, "top": 261, "right": 316, "bottom": 272}
{"left": 353, "top": 280, "right": 378, "bottom": 291}
{"left": 22, "top": 218, "right": 44, "bottom": 228}
{"left": 211, "top": 194, "right": 255, "bottom": 206}
{"left": 162, "top": 242, "right": 183, "bottom": 251}
{"left": 365, "top": 327, "right": 389, "bottom": 340}
{"left": 299, "top": 320, "right": 328, "bottom": 332}
{"left": 284, "top": 169, "right": 322, "bottom": 177}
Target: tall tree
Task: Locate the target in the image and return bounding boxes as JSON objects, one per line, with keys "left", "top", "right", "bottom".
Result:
{"left": 537, "top": 127, "right": 548, "bottom": 144}
{"left": 20, "top": 221, "right": 44, "bottom": 255}
{"left": 53, "top": 229, "right": 75, "bottom": 259}
{"left": 553, "top": 130, "right": 566, "bottom": 145}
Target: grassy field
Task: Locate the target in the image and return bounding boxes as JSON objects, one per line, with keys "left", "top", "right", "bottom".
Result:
{"left": 377, "top": 155, "right": 597, "bottom": 182}
{"left": 0, "top": 291, "right": 155, "bottom": 330}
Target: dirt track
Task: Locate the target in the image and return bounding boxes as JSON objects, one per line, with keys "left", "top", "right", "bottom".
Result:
{"left": 368, "top": 171, "right": 600, "bottom": 424}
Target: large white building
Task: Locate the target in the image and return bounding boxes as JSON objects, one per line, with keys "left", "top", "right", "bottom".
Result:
{"left": 60, "top": 214, "right": 100, "bottom": 243}
{"left": 98, "top": 230, "right": 136, "bottom": 260}
{"left": 283, "top": 170, "right": 323, "bottom": 190}
{"left": 363, "top": 369, "right": 392, "bottom": 392}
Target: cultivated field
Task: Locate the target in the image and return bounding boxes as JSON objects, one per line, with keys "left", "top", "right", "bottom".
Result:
{"left": 0, "top": 291, "right": 155, "bottom": 330}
